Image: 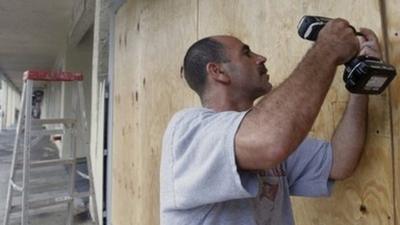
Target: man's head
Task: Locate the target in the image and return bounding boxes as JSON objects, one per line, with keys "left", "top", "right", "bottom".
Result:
{"left": 183, "top": 35, "right": 272, "bottom": 108}
{"left": 183, "top": 37, "right": 229, "bottom": 95}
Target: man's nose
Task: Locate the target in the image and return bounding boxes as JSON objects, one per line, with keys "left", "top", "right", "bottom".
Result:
{"left": 256, "top": 54, "right": 267, "bottom": 64}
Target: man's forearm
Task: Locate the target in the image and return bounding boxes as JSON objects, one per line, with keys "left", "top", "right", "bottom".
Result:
{"left": 330, "top": 94, "right": 368, "bottom": 179}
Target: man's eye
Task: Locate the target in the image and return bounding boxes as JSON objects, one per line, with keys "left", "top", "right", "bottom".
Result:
{"left": 244, "top": 51, "right": 251, "bottom": 57}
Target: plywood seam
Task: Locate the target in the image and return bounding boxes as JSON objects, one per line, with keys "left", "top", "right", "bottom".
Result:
{"left": 379, "top": 0, "right": 397, "bottom": 224}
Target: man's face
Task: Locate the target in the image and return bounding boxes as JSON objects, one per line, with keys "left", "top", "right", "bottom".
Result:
{"left": 217, "top": 36, "right": 272, "bottom": 100}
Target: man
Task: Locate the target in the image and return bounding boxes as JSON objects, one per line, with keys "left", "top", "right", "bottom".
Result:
{"left": 160, "top": 18, "right": 381, "bottom": 224}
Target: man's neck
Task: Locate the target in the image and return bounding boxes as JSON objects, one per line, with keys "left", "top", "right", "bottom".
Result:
{"left": 202, "top": 98, "right": 253, "bottom": 112}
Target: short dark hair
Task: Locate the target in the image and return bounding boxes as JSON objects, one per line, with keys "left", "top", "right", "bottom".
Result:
{"left": 183, "top": 37, "right": 229, "bottom": 96}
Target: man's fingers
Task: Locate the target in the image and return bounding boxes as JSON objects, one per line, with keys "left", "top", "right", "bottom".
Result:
{"left": 358, "top": 27, "right": 379, "bottom": 41}
{"left": 357, "top": 28, "right": 381, "bottom": 56}
{"left": 359, "top": 47, "right": 375, "bottom": 56}
{"left": 357, "top": 34, "right": 367, "bottom": 44}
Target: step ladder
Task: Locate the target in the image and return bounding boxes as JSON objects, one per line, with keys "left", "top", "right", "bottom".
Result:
{"left": 3, "top": 70, "right": 99, "bottom": 225}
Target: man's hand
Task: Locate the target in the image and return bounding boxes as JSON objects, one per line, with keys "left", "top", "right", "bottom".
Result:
{"left": 357, "top": 28, "right": 382, "bottom": 59}
{"left": 316, "top": 18, "right": 360, "bottom": 65}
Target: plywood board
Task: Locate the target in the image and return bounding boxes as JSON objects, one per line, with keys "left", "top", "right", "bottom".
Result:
{"left": 112, "top": 3, "right": 143, "bottom": 224}
{"left": 112, "top": 1, "right": 198, "bottom": 224}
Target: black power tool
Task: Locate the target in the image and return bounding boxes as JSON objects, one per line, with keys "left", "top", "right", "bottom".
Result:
{"left": 297, "top": 15, "right": 396, "bottom": 94}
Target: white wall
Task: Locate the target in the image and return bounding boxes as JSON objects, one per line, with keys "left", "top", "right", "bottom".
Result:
{"left": 41, "top": 29, "right": 94, "bottom": 159}
{"left": 62, "top": 29, "right": 94, "bottom": 159}
{"left": 0, "top": 79, "right": 20, "bottom": 129}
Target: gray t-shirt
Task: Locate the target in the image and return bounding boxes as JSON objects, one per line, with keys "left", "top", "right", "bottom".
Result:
{"left": 160, "top": 107, "right": 333, "bottom": 225}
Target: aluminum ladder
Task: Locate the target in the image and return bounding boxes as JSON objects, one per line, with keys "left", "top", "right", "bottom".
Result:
{"left": 3, "top": 70, "right": 99, "bottom": 225}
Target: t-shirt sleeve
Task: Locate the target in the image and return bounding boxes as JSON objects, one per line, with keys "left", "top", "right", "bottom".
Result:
{"left": 167, "top": 109, "right": 258, "bottom": 209}
{"left": 285, "top": 137, "right": 334, "bottom": 197}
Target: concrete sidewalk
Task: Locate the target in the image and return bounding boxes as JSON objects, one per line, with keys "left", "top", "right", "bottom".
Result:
{"left": 0, "top": 127, "right": 95, "bottom": 225}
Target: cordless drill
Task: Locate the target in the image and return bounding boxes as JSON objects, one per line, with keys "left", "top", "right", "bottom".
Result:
{"left": 297, "top": 16, "right": 396, "bottom": 95}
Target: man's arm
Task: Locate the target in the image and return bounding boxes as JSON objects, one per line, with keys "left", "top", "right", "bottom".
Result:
{"left": 235, "top": 19, "right": 360, "bottom": 170}
{"left": 330, "top": 94, "right": 368, "bottom": 180}
{"left": 329, "top": 28, "right": 381, "bottom": 180}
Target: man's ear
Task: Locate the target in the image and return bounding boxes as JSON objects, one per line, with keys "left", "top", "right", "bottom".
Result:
{"left": 206, "top": 62, "right": 231, "bottom": 84}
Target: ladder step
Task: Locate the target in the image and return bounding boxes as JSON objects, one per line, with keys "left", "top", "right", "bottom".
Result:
{"left": 30, "top": 159, "right": 75, "bottom": 168}
{"left": 31, "top": 129, "right": 65, "bottom": 136}
{"left": 10, "top": 192, "right": 89, "bottom": 214}
{"left": 12, "top": 179, "right": 69, "bottom": 197}
{"left": 15, "top": 158, "right": 75, "bottom": 169}
{"left": 8, "top": 204, "right": 68, "bottom": 223}
{"left": 10, "top": 196, "right": 72, "bottom": 213}
{"left": 32, "top": 118, "right": 76, "bottom": 125}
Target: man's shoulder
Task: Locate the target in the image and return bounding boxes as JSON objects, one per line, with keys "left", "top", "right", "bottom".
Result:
{"left": 174, "top": 107, "right": 210, "bottom": 118}
{"left": 164, "top": 107, "right": 209, "bottom": 136}
{"left": 168, "top": 107, "right": 246, "bottom": 128}
{"left": 168, "top": 107, "right": 210, "bottom": 126}
{"left": 164, "top": 107, "right": 245, "bottom": 140}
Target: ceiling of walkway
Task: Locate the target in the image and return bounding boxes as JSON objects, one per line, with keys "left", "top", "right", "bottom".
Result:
{"left": 0, "top": 0, "right": 74, "bottom": 90}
